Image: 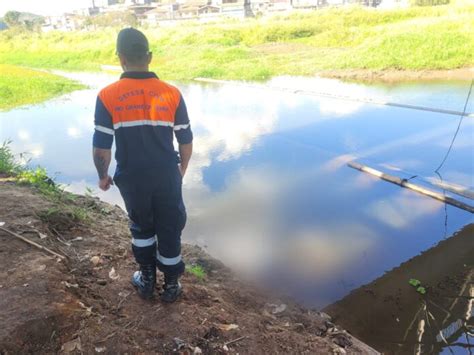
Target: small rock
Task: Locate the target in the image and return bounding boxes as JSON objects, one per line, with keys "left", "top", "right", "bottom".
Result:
{"left": 193, "top": 346, "right": 202, "bottom": 354}
{"left": 293, "top": 323, "right": 305, "bottom": 331}
{"left": 108, "top": 267, "right": 120, "bottom": 280}
{"left": 318, "top": 312, "right": 332, "bottom": 321}
{"left": 204, "top": 326, "right": 221, "bottom": 340}
{"left": 271, "top": 303, "right": 287, "bottom": 314}
{"left": 78, "top": 302, "right": 93, "bottom": 317}
{"left": 97, "top": 279, "right": 107, "bottom": 286}
{"left": 332, "top": 334, "right": 352, "bottom": 348}
{"left": 62, "top": 281, "right": 79, "bottom": 288}
{"left": 173, "top": 337, "right": 186, "bottom": 350}
{"left": 95, "top": 346, "right": 106, "bottom": 353}
{"left": 23, "top": 283, "right": 29, "bottom": 287}
{"left": 218, "top": 324, "right": 239, "bottom": 331}
{"left": 61, "top": 338, "right": 82, "bottom": 353}
{"left": 333, "top": 347, "right": 346, "bottom": 354}
{"left": 90, "top": 256, "right": 101, "bottom": 266}
{"left": 223, "top": 345, "right": 229, "bottom": 351}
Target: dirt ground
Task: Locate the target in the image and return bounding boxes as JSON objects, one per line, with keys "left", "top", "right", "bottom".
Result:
{"left": 0, "top": 180, "right": 377, "bottom": 354}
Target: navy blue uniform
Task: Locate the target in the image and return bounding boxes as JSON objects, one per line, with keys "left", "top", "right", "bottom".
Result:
{"left": 93, "top": 71, "right": 193, "bottom": 275}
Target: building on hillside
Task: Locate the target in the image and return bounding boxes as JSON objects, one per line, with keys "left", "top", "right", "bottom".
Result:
{"left": 129, "top": 3, "right": 157, "bottom": 17}
{"left": 42, "top": 13, "right": 83, "bottom": 31}
{"left": 268, "top": 0, "right": 292, "bottom": 11}
{"left": 174, "top": 0, "right": 209, "bottom": 18}
{"left": 210, "top": 0, "right": 248, "bottom": 18}
{"left": 248, "top": 0, "right": 270, "bottom": 15}
{"left": 144, "top": 5, "right": 176, "bottom": 22}
{"left": 92, "top": 0, "right": 118, "bottom": 6}
{"left": 292, "top": 0, "right": 328, "bottom": 8}
{"left": 0, "top": 21, "right": 8, "bottom": 31}
{"left": 144, "top": 2, "right": 220, "bottom": 23}
{"left": 198, "top": 4, "right": 221, "bottom": 15}
{"left": 377, "top": 0, "right": 409, "bottom": 8}
{"left": 124, "top": 0, "right": 155, "bottom": 4}
{"left": 74, "top": 7, "right": 100, "bottom": 16}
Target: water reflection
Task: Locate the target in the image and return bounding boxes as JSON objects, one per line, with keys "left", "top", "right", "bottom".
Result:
{"left": 0, "top": 74, "right": 473, "bottom": 320}
{"left": 325, "top": 224, "right": 474, "bottom": 354}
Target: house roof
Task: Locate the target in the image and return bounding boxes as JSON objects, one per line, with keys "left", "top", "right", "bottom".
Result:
{"left": 145, "top": 6, "right": 171, "bottom": 14}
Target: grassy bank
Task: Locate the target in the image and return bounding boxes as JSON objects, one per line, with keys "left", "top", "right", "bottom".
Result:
{"left": 0, "top": 4, "right": 473, "bottom": 81}
{"left": 0, "top": 141, "right": 93, "bottom": 222}
{"left": 0, "top": 64, "right": 85, "bottom": 110}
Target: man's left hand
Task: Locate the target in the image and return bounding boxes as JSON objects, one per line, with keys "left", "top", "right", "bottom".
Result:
{"left": 179, "top": 164, "right": 188, "bottom": 178}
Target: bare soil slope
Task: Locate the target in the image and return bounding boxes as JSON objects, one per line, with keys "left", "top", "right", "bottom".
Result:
{"left": 0, "top": 180, "right": 376, "bottom": 354}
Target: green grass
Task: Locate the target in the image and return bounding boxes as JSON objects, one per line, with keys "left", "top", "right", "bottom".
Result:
{"left": 0, "top": 64, "right": 86, "bottom": 110}
{"left": 0, "top": 4, "right": 473, "bottom": 81}
{"left": 0, "top": 141, "right": 91, "bottom": 223}
{"left": 0, "top": 140, "right": 22, "bottom": 175}
{"left": 186, "top": 264, "right": 206, "bottom": 280}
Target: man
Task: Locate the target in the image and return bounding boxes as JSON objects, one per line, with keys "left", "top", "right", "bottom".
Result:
{"left": 92, "top": 28, "right": 193, "bottom": 302}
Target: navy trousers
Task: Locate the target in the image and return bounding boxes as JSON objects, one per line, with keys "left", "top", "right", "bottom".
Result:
{"left": 115, "top": 166, "right": 186, "bottom": 275}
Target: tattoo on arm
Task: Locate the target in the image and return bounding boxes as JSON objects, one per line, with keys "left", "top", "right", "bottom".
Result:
{"left": 94, "top": 155, "right": 107, "bottom": 179}
{"left": 93, "top": 148, "right": 111, "bottom": 179}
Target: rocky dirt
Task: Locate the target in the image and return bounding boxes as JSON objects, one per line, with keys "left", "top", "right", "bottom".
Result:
{"left": 0, "top": 180, "right": 377, "bottom": 354}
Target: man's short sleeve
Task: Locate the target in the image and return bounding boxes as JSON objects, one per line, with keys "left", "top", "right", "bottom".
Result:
{"left": 93, "top": 96, "right": 114, "bottom": 149}
{"left": 174, "top": 94, "right": 193, "bottom": 145}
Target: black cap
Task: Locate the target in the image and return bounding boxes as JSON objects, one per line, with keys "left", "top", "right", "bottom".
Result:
{"left": 116, "top": 28, "right": 149, "bottom": 56}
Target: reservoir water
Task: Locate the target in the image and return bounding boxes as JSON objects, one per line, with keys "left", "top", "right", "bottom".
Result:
{"left": 1, "top": 72, "right": 472, "bottom": 353}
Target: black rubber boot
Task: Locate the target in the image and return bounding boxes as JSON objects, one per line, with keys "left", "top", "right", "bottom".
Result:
{"left": 131, "top": 264, "right": 156, "bottom": 299}
{"left": 160, "top": 273, "right": 182, "bottom": 303}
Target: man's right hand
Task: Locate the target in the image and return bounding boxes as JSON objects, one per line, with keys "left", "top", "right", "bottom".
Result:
{"left": 98, "top": 175, "right": 114, "bottom": 191}
{"left": 179, "top": 164, "right": 186, "bottom": 178}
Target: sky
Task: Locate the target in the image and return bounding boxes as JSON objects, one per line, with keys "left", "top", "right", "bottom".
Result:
{"left": 0, "top": 0, "right": 92, "bottom": 17}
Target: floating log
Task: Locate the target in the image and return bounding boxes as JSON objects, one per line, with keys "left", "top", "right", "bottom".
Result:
{"left": 347, "top": 162, "right": 474, "bottom": 214}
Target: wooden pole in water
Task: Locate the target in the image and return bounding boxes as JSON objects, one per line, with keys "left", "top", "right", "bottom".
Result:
{"left": 347, "top": 162, "right": 474, "bottom": 214}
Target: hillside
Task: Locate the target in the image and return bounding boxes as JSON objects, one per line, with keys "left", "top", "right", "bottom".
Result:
{"left": 0, "top": 3, "right": 473, "bottom": 81}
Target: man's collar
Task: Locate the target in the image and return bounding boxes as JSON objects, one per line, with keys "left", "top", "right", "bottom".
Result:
{"left": 120, "top": 71, "right": 159, "bottom": 80}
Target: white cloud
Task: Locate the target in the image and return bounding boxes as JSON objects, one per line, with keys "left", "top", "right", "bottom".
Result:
{"left": 67, "top": 127, "right": 81, "bottom": 138}
{"left": 0, "top": 0, "right": 91, "bottom": 17}
{"left": 276, "top": 224, "right": 377, "bottom": 280}
{"left": 17, "top": 129, "right": 30, "bottom": 141}
{"left": 365, "top": 189, "right": 442, "bottom": 229}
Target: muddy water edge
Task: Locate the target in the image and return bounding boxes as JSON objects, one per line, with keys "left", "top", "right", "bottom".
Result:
{"left": 325, "top": 224, "right": 473, "bottom": 354}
